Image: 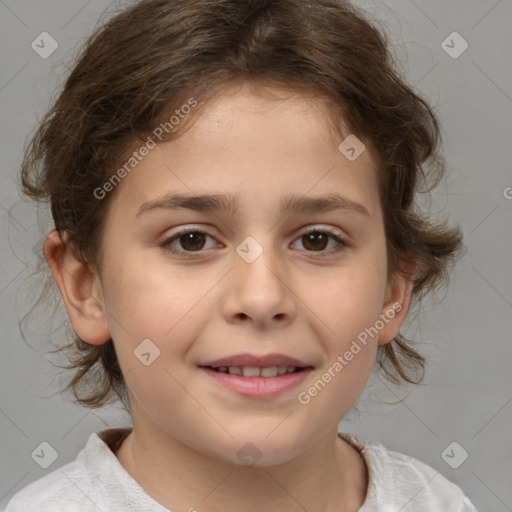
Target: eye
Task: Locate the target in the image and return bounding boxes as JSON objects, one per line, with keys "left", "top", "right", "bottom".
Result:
{"left": 160, "top": 228, "right": 218, "bottom": 256}
{"left": 290, "top": 228, "right": 347, "bottom": 257}
{"left": 160, "top": 226, "right": 348, "bottom": 258}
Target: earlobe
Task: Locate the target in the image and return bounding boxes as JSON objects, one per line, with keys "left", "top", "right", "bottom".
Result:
{"left": 378, "top": 262, "right": 417, "bottom": 346}
{"left": 43, "top": 230, "right": 111, "bottom": 345}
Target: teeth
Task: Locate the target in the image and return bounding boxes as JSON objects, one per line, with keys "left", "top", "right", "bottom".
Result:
{"left": 260, "top": 366, "right": 278, "bottom": 378}
{"left": 213, "top": 365, "right": 299, "bottom": 377}
{"left": 242, "top": 366, "right": 261, "bottom": 377}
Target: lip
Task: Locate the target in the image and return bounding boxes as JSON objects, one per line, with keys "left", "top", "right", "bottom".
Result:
{"left": 199, "top": 366, "right": 314, "bottom": 398}
{"left": 199, "top": 353, "right": 311, "bottom": 368}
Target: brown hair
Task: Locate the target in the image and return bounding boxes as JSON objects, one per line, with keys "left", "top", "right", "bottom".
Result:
{"left": 20, "top": 0, "right": 463, "bottom": 409}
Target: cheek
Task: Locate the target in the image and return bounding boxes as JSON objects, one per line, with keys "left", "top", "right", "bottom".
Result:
{"left": 102, "top": 259, "right": 213, "bottom": 426}
{"left": 103, "top": 249, "right": 202, "bottom": 328}
{"left": 320, "top": 250, "right": 388, "bottom": 340}
{"left": 306, "top": 248, "right": 387, "bottom": 397}
{"left": 100, "top": 253, "right": 214, "bottom": 375}
{"left": 300, "top": 282, "right": 382, "bottom": 416}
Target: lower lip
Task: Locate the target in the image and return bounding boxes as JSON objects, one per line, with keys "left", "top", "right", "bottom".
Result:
{"left": 199, "top": 367, "right": 313, "bottom": 398}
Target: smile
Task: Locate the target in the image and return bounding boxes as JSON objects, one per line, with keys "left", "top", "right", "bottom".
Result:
{"left": 207, "top": 365, "right": 302, "bottom": 377}
{"left": 199, "top": 365, "right": 313, "bottom": 398}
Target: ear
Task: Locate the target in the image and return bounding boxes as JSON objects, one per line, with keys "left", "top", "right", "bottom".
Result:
{"left": 43, "top": 230, "right": 111, "bottom": 345}
{"left": 378, "top": 259, "right": 417, "bottom": 346}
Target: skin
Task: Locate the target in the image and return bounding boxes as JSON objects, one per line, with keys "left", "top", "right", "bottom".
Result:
{"left": 44, "top": 82, "right": 415, "bottom": 512}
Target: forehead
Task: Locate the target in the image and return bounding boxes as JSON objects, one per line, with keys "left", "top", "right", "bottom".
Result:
{"left": 176, "top": 82, "right": 360, "bottom": 158}
{"left": 106, "top": 83, "right": 382, "bottom": 223}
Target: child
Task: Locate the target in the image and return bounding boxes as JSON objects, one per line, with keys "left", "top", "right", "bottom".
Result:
{"left": 4, "top": 0, "right": 478, "bottom": 510}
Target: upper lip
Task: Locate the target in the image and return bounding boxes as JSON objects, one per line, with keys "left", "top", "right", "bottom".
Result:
{"left": 199, "top": 353, "right": 313, "bottom": 369}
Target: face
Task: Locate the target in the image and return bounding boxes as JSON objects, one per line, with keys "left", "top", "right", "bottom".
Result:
{"left": 63, "top": 83, "right": 409, "bottom": 466}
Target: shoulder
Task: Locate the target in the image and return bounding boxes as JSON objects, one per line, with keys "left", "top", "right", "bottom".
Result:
{"left": 3, "top": 428, "right": 133, "bottom": 512}
{"left": 3, "top": 455, "right": 97, "bottom": 511}
{"left": 339, "top": 432, "right": 479, "bottom": 512}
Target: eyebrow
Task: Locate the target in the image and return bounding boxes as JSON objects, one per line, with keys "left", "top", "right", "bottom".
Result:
{"left": 136, "top": 192, "right": 370, "bottom": 219}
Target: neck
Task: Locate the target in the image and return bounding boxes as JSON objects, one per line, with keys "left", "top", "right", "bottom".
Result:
{"left": 115, "top": 420, "right": 368, "bottom": 512}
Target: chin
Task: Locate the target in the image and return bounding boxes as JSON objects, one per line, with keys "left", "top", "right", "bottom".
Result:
{"left": 206, "top": 431, "right": 310, "bottom": 468}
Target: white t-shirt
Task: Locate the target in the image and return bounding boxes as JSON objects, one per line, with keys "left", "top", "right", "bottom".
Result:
{"left": 2, "top": 427, "right": 478, "bottom": 511}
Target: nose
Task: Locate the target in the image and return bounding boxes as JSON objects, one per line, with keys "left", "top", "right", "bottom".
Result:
{"left": 222, "top": 241, "right": 297, "bottom": 329}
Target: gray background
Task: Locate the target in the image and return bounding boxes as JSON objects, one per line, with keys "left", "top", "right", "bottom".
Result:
{"left": 1, "top": 1, "right": 511, "bottom": 510}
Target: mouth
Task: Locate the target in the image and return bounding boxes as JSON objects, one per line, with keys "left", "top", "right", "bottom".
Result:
{"left": 199, "top": 365, "right": 309, "bottom": 378}
{"left": 198, "top": 353, "right": 313, "bottom": 378}
{"left": 197, "top": 353, "right": 314, "bottom": 397}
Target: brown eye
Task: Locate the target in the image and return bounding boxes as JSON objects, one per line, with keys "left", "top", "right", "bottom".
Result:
{"left": 291, "top": 228, "right": 347, "bottom": 257}
{"left": 177, "top": 232, "right": 207, "bottom": 251}
{"left": 160, "top": 229, "right": 217, "bottom": 255}
{"left": 301, "top": 232, "right": 329, "bottom": 251}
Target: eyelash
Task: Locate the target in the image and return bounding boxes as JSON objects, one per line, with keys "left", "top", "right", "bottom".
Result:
{"left": 160, "top": 226, "right": 348, "bottom": 259}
